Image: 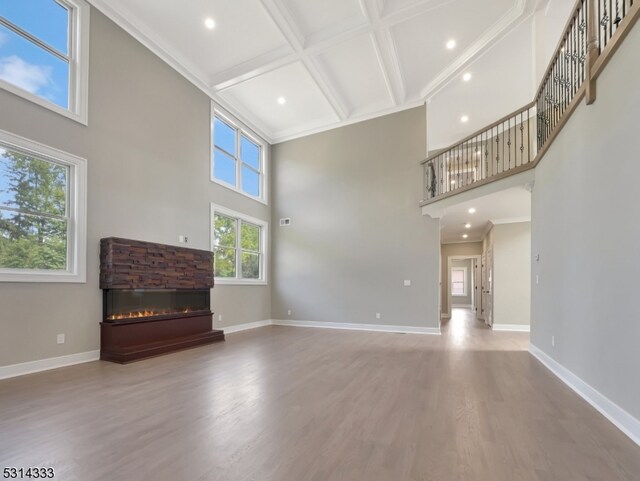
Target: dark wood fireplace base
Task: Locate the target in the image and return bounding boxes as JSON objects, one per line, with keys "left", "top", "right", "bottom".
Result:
{"left": 100, "top": 313, "right": 224, "bottom": 364}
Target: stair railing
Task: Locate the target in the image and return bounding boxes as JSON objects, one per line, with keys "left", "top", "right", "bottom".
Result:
{"left": 421, "top": 0, "right": 638, "bottom": 205}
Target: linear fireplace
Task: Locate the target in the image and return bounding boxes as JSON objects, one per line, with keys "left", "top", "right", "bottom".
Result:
{"left": 104, "top": 289, "right": 210, "bottom": 321}
{"left": 99, "top": 237, "right": 224, "bottom": 363}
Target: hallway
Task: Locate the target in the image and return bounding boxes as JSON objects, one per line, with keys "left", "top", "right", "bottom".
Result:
{"left": 441, "top": 306, "right": 527, "bottom": 349}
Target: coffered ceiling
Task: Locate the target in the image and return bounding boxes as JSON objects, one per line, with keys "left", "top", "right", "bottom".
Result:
{"left": 90, "top": 0, "right": 540, "bottom": 144}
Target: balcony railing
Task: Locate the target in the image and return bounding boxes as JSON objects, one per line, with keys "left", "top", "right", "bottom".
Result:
{"left": 421, "top": 0, "right": 638, "bottom": 205}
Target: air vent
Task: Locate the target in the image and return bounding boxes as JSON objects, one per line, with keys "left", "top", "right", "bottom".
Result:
{"left": 280, "top": 218, "right": 291, "bottom": 226}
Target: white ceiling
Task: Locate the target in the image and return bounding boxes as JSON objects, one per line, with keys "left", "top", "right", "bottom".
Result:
{"left": 439, "top": 186, "right": 531, "bottom": 244}
{"left": 428, "top": 16, "right": 534, "bottom": 150}
{"left": 90, "top": 0, "right": 541, "bottom": 144}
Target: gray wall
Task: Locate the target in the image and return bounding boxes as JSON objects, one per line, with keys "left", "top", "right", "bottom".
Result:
{"left": 440, "top": 242, "right": 483, "bottom": 314}
{"left": 531, "top": 21, "right": 640, "bottom": 419}
{"left": 450, "top": 259, "right": 473, "bottom": 306}
{"left": 271, "top": 107, "right": 441, "bottom": 329}
{"left": 492, "top": 222, "right": 531, "bottom": 326}
{"left": 0, "top": 8, "right": 270, "bottom": 367}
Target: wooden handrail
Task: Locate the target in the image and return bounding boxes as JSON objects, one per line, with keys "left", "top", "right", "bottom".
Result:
{"left": 421, "top": 101, "right": 535, "bottom": 165}
{"left": 420, "top": 0, "right": 638, "bottom": 205}
{"left": 591, "top": 0, "right": 640, "bottom": 79}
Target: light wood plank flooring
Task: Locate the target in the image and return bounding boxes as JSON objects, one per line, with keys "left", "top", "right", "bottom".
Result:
{"left": 1, "top": 309, "right": 639, "bottom": 481}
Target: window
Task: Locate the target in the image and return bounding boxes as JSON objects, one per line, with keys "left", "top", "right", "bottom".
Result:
{"left": 211, "top": 204, "right": 267, "bottom": 284}
{"left": 0, "top": 128, "right": 86, "bottom": 282}
{"left": 0, "top": 0, "right": 90, "bottom": 124}
{"left": 212, "top": 107, "right": 267, "bottom": 203}
{"left": 451, "top": 267, "right": 467, "bottom": 296}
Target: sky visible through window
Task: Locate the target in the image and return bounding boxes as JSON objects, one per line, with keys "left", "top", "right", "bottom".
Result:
{"left": 213, "top": 117, "right": 261, "bottom": 198}
{"left": 0, "top": 0, "right": 70, "bottom": 108}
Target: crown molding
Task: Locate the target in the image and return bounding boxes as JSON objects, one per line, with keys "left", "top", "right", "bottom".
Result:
{"left": 420, "top": 0, "right": 530, "bottom": 100}
{"left": 87, "top": 0, "right": 275, "bottom": 143}
{"left": 490, "top": 216, "right": 531, "bottom": 225}
{"left": 88, "top": 0, "right": 531, "bottom": 144}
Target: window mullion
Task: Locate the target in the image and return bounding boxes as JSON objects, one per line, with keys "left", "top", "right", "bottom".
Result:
{"left": 242, "top": 162, "right": 261, "bottom": 175}
{"left": 236, "top": 219, "right": 242, "bottom": 279}
{"left": 0, "top": 17, "right": 69, "bottom": 62}
{"left": 236, "top": 128, "right": 242, "bottom": 191}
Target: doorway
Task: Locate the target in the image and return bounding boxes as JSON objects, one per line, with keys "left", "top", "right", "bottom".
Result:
{"left": 447, "top": 255, "right": 482, "bottom": 320}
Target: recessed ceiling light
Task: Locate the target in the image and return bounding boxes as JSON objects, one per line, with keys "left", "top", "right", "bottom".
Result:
{"left": 468, "top": 208, "right": 476, "bottom": 214}
{"left": 465, "top": 223, "right": 471, "bottom": 228}
{"left": 461, "top": 115, "right": 469, "bottom": 123}
{"left": 462, "top": 234, "right": 469, "bottom": 239}
{"left": 204, "top": 17, "right": 215, "bottom": 30}
{"left": 463, "top": 72, "right": 472, "bottom": 82}
{"left": 446, "top": 39, "right": 456, "bottom": 50}
{"left": 277, "top": 97, "right": 286, "bottom": 105}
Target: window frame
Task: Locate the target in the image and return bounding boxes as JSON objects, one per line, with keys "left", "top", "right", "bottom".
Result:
{"left": 211, "top": 105, "right": 268, "bottom": 205}
{"left": 0, "top": 128, "right": 87, "bottom": 283}
{"left": 210, "top": 203, "right": 268, "bottom": 285}
{"left": 0, "top": 0, "right": 90, "bottom": 125}
{"left": 451, "top": 267, "right": 467, "bottom": 297}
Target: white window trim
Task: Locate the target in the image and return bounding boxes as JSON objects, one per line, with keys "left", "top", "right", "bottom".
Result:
{"left": 0, "top": 129, "right": 87, "bottom": 283}
{"left": 210, "top": 203, "right": 268, "bottom": 286}
{"left": 0, "top": 0, "right": 90, "bottom": 125}
{"left": 210, "top": 104, "right": 268, "bottom": 205}
{"left": 451, "top": 266, "right": 468, "bottom": 297}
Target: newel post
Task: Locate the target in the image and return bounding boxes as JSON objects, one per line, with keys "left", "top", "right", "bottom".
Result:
{"left": 586, "top": 0, "right": 599, "bottom": 104}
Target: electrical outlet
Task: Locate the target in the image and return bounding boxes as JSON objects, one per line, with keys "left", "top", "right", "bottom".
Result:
{"left": 551, "top": 335, "right": 555, "bottom": 347}
{"left": 280, "top": 218, "right": 291, "bottom": 227}
{"left": 376, "top": 313, "right": 381, "bottom": 319}
{"left": 403, "top": 280, "right": 411, "bottom": 287}
{"left": 287, "top": 309, "right": 292, "bottom": 316}
{"left": 57, "top": 333, "right": 65, "bottom": 344}
{"left": 178, "top": 235, "right": 189, "bottom": 243}
{"left": 218, "top": 314, "right": 222, "bottom": 321}
{"left": 536, "top": 275, "right": 540, "bottom": 285}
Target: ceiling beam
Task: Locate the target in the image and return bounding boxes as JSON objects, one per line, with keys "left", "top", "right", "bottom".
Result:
{"left": 255, "top": 0, "right": 349, "bottom": 120}
{"left": 360, "top": 0, "right": 406, "bottom": 105}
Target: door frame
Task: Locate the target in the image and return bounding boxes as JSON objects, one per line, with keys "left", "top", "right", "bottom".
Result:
{"left": 445, "top": 255, "right": 482, "bottom": 318}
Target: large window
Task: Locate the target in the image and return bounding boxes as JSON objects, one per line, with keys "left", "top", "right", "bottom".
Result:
{"left": 212, "top": 107, "right": 266, "bottom": 203}
{"left": 211, "top": 204, "right": 267, "bottom": 285}
{"left": 0, "top": 0, "right": 90, "bottom": 123}
{"left": 0, "top": 129, "right": 86, "bottom": 282}
{"left": 451, "top": 267, "right": 467, "bottom": 296}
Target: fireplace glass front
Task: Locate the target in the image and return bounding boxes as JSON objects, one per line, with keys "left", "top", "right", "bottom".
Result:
{"left": 103, "top": 289, "right": 211, "bottom": 322}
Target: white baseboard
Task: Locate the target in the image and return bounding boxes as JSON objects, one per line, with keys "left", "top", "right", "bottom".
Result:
{"left": 272, "top": 319, "right": 441, "bottom": 335}
{"left": 0, "top": 350, "right": 100, "bottom": 381}
{"left": 493, "top": 323, "right": 530, "bottom": 332}
{"left": 529, "top": 344, "right": 640, "bottom": 447}
{"left": 219, "top": 319, "right": 272, "bottom": 334}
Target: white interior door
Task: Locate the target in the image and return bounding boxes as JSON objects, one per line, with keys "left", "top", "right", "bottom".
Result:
{"left": 486, "top": 248, "right": 494, "bottom": 327}
{"left": 480, "top": 254, "right": 486, "bottom": 321}
{"left": 474, "top": 258, "right": 482, "bottom": 317}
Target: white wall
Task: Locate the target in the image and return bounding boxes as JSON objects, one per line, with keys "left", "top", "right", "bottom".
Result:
{"left": 531, "top": 19, "right": 640, "bottom": 420}
{"left": 0, "top": 9, "right": 270, "bottom": 367}
{"left": 427, "top": 17, "right": 534, "bottom": 149}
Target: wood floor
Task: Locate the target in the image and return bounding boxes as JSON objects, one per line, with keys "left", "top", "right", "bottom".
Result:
{"left": 1, "top": 309, "right": 639, "bottom": 481}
